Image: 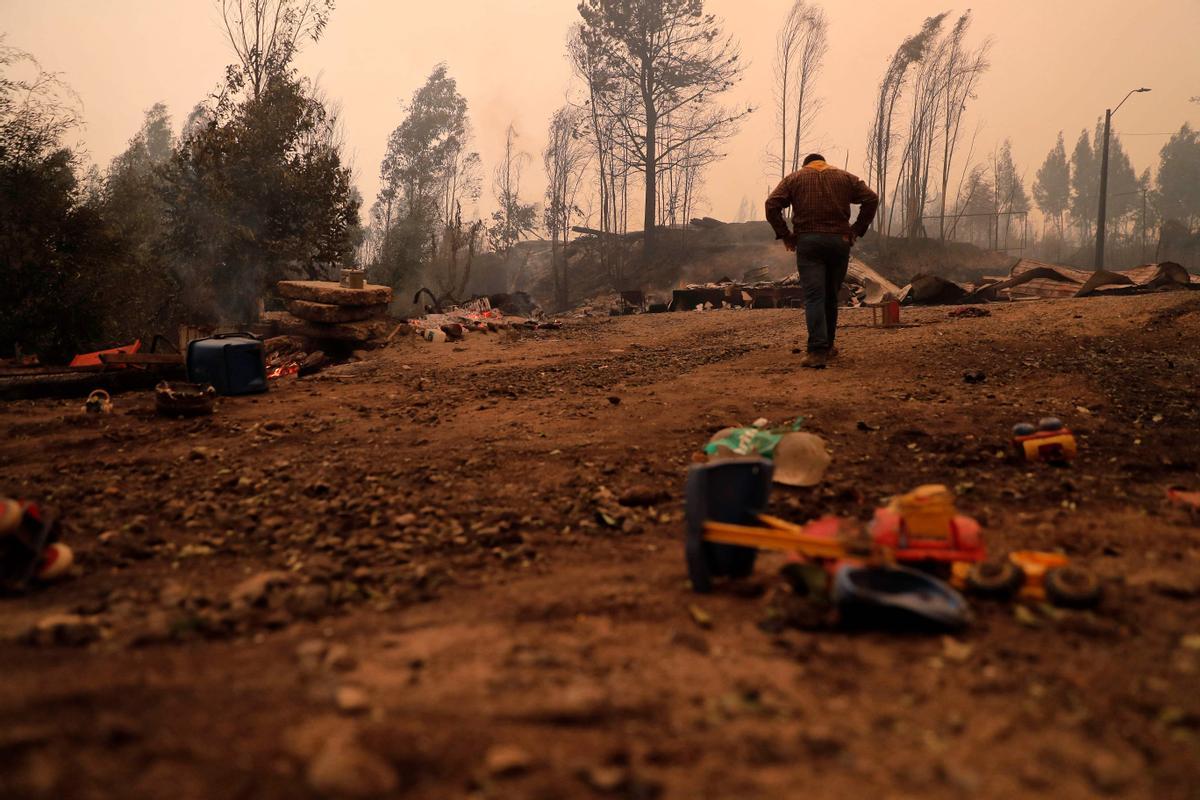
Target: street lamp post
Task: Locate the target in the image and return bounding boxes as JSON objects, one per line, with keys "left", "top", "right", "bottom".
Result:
{"left": 1095, "top": 87, "right": 1151, "bottom": 269}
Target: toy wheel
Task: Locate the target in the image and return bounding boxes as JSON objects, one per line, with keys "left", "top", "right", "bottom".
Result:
{"left": 966, "top": 560, "right": 1025, "bottom": 598}
{"left": 1038, "top": 417, "right": 1064, "bottom": 432}
{"left": 1044, "top": 566, "right": 1101, "bottom": 609}
{"left": 685, "top": 540, "right": 757, "bottom": 593}
{"left": 685, "top": 536, "right": 715, "bottom": 593}
{"left": 1012, "top": 422, "right": 1036, "bottom": 437}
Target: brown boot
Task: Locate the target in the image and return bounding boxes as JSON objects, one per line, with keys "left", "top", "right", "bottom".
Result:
{"left": 800, "top": 351, "right": 829, "bottom": 369}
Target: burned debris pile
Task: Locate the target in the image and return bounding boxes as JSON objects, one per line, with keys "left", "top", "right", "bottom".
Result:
{"left": 667, "top": 258, "right": 1197, "bottom": 313}
{"left": 406, "top": 296, "right": 561, "bottom": 344}
{"left": 671, "top": 258, "right": 903, "bottom": 311}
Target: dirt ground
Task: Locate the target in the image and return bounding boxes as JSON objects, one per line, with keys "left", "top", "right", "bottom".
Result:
{"left": 2, "top": 292, "right": 1199, "bottom": 800}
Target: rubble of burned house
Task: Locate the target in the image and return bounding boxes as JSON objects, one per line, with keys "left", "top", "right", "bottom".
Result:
{"left": 670, "top": 257, "right": 903, "bottom": 311}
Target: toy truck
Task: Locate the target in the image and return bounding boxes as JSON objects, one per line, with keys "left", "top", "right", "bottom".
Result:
{"left": 1012, "top": 417, "right": 1077, "bottom": 463}
{"left": 867, "top": 484, "right": 986, "bottom": 572}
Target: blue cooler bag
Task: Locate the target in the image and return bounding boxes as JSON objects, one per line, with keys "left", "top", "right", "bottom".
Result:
{"left": 186, "top": 333, "right": 268, "bottom": 396}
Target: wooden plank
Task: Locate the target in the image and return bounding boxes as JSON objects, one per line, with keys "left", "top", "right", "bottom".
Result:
{"left": 276, "top": 280, "right": 392, "bottom": 307}
{"left": 284, "top": 299, "right": 387, "bottom": 323}
{"left": 259, "top": 311, "right": 390, "bottom": 342}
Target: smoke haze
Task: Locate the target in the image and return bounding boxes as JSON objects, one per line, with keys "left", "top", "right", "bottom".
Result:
{"left": 5, "top": 0, "right": 1198, "bottom": 221}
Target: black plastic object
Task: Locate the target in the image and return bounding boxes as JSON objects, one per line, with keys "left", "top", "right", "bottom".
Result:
{"left": 833, "top": 563, "right": 970, "bottom": 631}
{"left": 685, "top": 458, "right": 773, "bottom": 593}
{"left": 186, "top": 333, "right": 267, "bottom": 396}
{"left": 0, "top": 501, "right": 59, "bottom": 594}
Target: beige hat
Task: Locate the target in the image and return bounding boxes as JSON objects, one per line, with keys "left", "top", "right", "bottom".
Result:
{"left": 771, "top": 432, "right": 831, "bottom": 487}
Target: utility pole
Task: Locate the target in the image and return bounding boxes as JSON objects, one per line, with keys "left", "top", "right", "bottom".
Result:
{"left": 1095, "top": 109, "right": 1112, "bottom": 269}
{"left": 1095, "top": 87, "right": 1151, "bottom": 269}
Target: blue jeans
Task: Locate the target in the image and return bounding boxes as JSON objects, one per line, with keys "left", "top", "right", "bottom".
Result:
{"left": 795, "top": 233, "right": 850, "bottom": 352}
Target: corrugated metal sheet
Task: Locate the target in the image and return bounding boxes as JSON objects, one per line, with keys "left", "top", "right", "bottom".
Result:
{"left": 990, "top": 260, "right": 1196, "bottom": 300}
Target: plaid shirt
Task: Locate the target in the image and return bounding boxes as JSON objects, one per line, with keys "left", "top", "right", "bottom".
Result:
{"left": 765, "top": 162, "right": 879, "bottom": 240}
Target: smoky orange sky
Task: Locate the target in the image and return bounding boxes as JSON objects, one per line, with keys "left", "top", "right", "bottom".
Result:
{"left": 6, "top": 0, "right": 1199, "bottom": 224}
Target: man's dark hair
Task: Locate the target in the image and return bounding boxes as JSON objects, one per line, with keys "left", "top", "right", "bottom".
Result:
{"left": 803, "top": 153, "right": 826, "bottom": 166}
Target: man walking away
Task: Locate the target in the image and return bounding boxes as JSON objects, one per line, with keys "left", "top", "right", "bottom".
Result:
{"left": 765, "top": 153, "right": 879, "bottom": 369}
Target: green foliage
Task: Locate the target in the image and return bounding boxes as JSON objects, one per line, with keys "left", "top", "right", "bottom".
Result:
{"left": 1157, "top": 123, "right": 1200, "bottom": 228}
{"left": 0, "top": 147, "right": 119, "bottom": 358}
{"left": 993, "top": 139, "right": 1028, "bottom": 214}
{"left": 369, "top": 64, "right": 481, "bottom": 296}
{"left": 1069, "top": 128, "right": 1097, "bottom": 236}
{"left": 161, "top": 71, "right": 360, "bottom": 322}
{"left": 97, "top": 103, "right": 179, "bottom": 342}
{"left": 1034, "top": 132, "right": 1070, "bottom": 229}
{"left": 0, "top": 40, "right": 117, "bottom": 358}
{"left": 1067, "top": 122, "right": 1141, "bottom": 244}
{"left": 577, "top": 0, "right": 747, "bottom": 257}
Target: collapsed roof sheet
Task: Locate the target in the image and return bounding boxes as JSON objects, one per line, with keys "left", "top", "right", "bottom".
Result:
{"left": 847, "top": 257, "right": 903, "bottom": 303}
{"left": 967, "top": 260, "right": 1197, "bottom": 301}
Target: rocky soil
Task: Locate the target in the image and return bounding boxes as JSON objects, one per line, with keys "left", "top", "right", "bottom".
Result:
{"left": 1, "top": 292, "right": 1199, "bottom": 799}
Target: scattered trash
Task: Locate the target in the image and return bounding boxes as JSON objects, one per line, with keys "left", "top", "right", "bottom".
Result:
{"left": 949, "top": 307, "right": 991, "bottom": 318}
{"left": 1, "top": 498, "right": 73, "bottom": 594}
{"left": 703, "top": 420, "right": 826, "bottom": 487}
{"left": 856, "top": 420, "right": 879, "bottom": 432}
{"left": 1013, "top": 604, "right": 1041, "bottom": 628}
{"left": 1012, "top": 417, "right": 1077, "bottom": 463}
{"left": 687, "top": 604, "right": 714, "bottom": 629}
{"left": 705, "top": 427, "right": 783, "bottom": 459}
{"left": 942, "top": 636, "right": 974, "bottom": 662}
{"left": 962, "top": 370, "right": 986, "bottom": 384}
{"left": 155, "top": 381, "right": 217, "bottom": 417}
{"left": 82, "top": 389, "right": 112, "bottom": 413}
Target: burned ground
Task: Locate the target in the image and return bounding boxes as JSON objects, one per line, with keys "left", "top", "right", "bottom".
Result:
{"left": 1, "top": 292, "right": 1199, "bottom": 799}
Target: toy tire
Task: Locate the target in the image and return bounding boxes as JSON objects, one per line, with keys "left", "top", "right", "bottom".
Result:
{"left": 1038, "top": 417, "right": 1064, "bottom": 432}
{"left": 1012, "top": 423, "right": 1036, "bottom": 437}
{"left": 685, "top": 536, "right": 714, "bottom": 593}
{"left": 965, "top": 560, "right": 1025, "bottom": 598}
{"left": 1044, "top": 566, "right": 1102, "bottom": 609}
